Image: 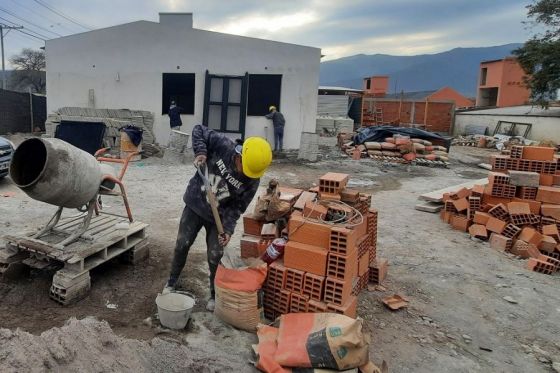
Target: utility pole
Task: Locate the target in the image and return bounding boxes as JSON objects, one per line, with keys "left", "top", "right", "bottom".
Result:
{"left": 1, "top": 24, "right": 24, "bottom": 90}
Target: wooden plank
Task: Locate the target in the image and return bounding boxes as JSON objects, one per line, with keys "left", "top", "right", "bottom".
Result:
{"left": 419, "top": 178, "right": 488, "bottom": 202}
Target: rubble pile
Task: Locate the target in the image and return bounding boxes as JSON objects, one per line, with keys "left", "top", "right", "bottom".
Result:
{"left": 240, "top": 173, "right": 384, "bottom": 320}
{"left": 440, "top": 145, "right": 560, "bottom": 274}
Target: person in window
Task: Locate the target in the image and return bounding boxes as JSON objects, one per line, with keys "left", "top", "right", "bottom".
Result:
{"left": 265, "top": 105, "right": 285, "bottom": 152}
{"left": 164, "top": 124, "right": 273, "bottom": 312}
{"left": 168, "top": 101, "right": 183, "bottom": 129}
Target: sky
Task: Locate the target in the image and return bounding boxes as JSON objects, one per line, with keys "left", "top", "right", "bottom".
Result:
{"left": 0, "top": 0, "right": 534, "bottom": 67}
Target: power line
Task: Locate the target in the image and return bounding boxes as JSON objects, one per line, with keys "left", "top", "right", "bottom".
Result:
{"left": 0, "top": 6, "right": 61, "bottom": 38}
{"left": 1, "top": 23, "right": 24, "bottom": 89}
{"left": 7, "top": 0, "right": 76, "bottom": 34}
{"left": 0, "top": 16, "right": 48, "bottom": 41}
{"left": 32, "top": 0, "right": 93, "bottom": 31}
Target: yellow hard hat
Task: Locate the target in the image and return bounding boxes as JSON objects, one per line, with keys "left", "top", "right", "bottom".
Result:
{"left": 269, "top": 105, "right": 277, "bottom": 112}
{"left": 241, "top": 137, "right": 272, "bottom": 178}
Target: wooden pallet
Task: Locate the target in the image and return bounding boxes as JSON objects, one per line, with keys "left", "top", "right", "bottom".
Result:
{"left": 1, "top": 213, "right": 149, "bottom": 305}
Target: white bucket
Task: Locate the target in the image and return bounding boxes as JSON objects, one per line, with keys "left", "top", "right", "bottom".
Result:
{"left": 155, "top": 292, "right": 195, "bottom": 329}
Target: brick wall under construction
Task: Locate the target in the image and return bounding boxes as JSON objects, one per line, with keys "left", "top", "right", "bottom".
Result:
{"left": 361, "top": 96, "right": 454, "bottom": 133}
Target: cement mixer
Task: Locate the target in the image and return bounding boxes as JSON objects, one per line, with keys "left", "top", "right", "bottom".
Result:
{"left": 9, "top": 138, "right": 135, "bottom": 248}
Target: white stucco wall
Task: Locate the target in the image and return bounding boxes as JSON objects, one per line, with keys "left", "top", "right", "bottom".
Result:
{"left": 454, "top": 113, "right": 560, "bottom": 142}
{"left": 45, "top": 15, "right": 321, "bottom": 148}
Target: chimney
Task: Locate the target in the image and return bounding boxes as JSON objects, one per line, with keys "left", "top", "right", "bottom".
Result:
{"left": 159, "top": 13, "right": 193, "bottom": 29}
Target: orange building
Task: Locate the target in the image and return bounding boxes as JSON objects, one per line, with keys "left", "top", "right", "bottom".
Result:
{"left": 476, "top": 57, "right": 530, "bottom": 107}
{"left": 363, "top": 76, "right": 389, "bottom": 96}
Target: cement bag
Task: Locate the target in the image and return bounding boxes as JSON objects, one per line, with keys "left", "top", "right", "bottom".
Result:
{"left": 254, "top": 195, "right": 270, "bottom": 221}
{"left": 267, "top": 185, "right": 291, "bottom": 221}
{"left": 368, "top": 150, "right": 383, "bottom": 156}
{"left": 214, "top": 261, "right": 267, "bottom": 332}
{"left": 274, "top": 313, "right": 370, "bottom": 370}
{"left": 380, "top": 142, "right": 396, "bottom": 150}
{"left": 413, "top": 143, "right": 426, "bottom": 153}
{"left": 254, "top": 324, "right": 363, "bottom": 373}
{"left": 364, "top": 142, "right": 381, "bottom": 150}
{"left": 384, "top": 137, "right": 395, "bottom": 143}
{"left": 433, "top": 150, "right": 448, "bottom": 156}
{"left": 382, "top": 151, "right": 398, "bottom": 157}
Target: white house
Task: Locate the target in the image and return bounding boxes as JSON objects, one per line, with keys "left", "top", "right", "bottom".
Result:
{"left": 45, "top": 13, "right": 321, "bottom": 148}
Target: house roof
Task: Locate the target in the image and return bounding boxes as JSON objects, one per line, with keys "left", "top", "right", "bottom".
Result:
{"left": 457, "top": 105, "right": 560, "bottom": 117}
{"left": 384, "top": 90, "right": 438, "bottom": 100}
{"left": 319, "top": 86, "right": 363, "bottom": 93}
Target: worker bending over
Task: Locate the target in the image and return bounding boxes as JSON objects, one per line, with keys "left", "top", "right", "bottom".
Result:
{"left": 165, "top": 124, "right": 272, "bottom": 311}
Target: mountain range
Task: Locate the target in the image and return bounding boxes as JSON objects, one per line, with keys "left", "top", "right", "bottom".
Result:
{"left": 319, "top": 43, "right": 523, "bottom": 97}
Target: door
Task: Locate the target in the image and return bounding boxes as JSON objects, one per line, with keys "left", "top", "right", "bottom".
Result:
{"left": 203, "top": 70, "right": 248, "bottom": 139}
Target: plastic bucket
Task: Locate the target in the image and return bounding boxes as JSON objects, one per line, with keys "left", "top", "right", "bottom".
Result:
{"left": 155, "top": 292, "right": 195, "bottom": 329}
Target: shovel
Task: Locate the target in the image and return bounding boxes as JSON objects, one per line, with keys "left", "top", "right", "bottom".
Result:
{"left": 196, "top": 164, "right": 225, "bottom": 237}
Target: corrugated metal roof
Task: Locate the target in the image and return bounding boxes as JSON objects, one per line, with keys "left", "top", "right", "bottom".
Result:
{"left": 318, "top": 86, "right": 363, "bottom": 93}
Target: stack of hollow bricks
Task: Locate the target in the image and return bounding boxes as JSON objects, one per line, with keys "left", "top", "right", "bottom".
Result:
{"left": 440, "top": 145, "right": 560, "bottom": 275}
{"left": 243, "top": 172, "right": 384, "bottom": 321}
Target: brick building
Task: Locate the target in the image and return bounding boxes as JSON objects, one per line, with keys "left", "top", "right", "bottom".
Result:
{"left": 476, "top": 57, "right": 530, "bottom": 108}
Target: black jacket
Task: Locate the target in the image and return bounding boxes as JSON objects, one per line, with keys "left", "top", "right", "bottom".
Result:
{"left": 265, "top": 111, "right": 285, "bottom": 128}
{"left": 183, "top": 125, "right": 260, "bottom": 234}
{"left": 168, "top": 105, "right": 183, "bottom": 128}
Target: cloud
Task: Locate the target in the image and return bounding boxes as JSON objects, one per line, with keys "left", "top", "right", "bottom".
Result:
{"left": 208, "top": 10, "right": 319, "bottom": 36}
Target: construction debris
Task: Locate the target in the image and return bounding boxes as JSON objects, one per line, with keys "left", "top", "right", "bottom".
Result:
{"left": 439, "top": 145, "right": 560, "bottom": 275}
{"left": 240, "top": 173, "right": 382, "bottom": 320}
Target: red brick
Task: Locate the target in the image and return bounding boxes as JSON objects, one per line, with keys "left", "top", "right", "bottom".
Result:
{"left": 536, "top": 186, "right": 560, "bottom": 204}
{"left": 358, "top": 250, "right": 370, "bottom": 277}
{"left": 542, "top": 224, "right": 559, "bottom": 237}
{"left": 284, "top": 268, "right": 305, "bottom": 294}
{"left": 510, "top": 145, "right": 523, "bottom": 159}
{"left": 541, "top": 204, "right": 560, "bottom": 220}
{"left": 486, "top": 217, "right": 507, "bottom": 234}
{"left": 288, "top": 211, "right": 331, "bottom": 248}
{"left": 450, "top": 187, "right": 471, "bottom": 200}
{"left": 473, "top": 211, "right": 491, "bottom": 225}
{"left": 340, "top": 188, "right": 360, "bottom": 203}
{"left": 284, "top": 241, "right": 328, "bottom": 276}
{"left": 540, "top": 174, "right": 554, "bottom": 187}
{"left": 554, "top": 175, "right": 560, "bottom": 186}
{"left": 488, "top": 172, "right": 510, "bottom": 185}
{"left": 266, "top": 261, "right": 287, "bottom": 290}
{"left": 509, "top": 240, "right": 535, "bottom": 258}
{"left": 526, "top": 258, "right": 556, "bottom": 275}
{"left": 307, "top": 299, "right": 328, "bottom": 313}
{"left": 539, "top": 235, "right": 557, "bottom": 253}
{"left": 319, "top": 172, "right": 349, "bottom": 194}
{"left": 368, "top": 257, "right": 388, "bottom": 284}
{"left": 507, "top": 201, "right": 531, "bottom": 215}
{"left": 303, "top": 273, "right": 325, "bottom": 301}
{"left": 512, "top": 198, "right": 541, "bottom": 214}
{"left": 451, "top": 215, "right": 470, "bottom": 232}
{"left": 471, "top": 184, "right": 485, "bottom": 197}
{"left": 261, "top": 223, "right": 278, "bottom": 240}
{"left": 519, "top": 227, "right": 544, "bottom": 246}
{"left": 275, "top": 289, "right": 291, "bottom": 314}
{"left": 243, "top": 213, "right": 264, "bottom": 236}
{"left": 452, "top": 198, "right": 469, "bottom": 212}
{"left": 502, "top": 223, "right": 522, "bottom": 239}
{"left": 489, "top": 203, "right": 509, "bottom": 220}
{"left": 329, "top": 226, "right": 358, "bottom": 254}
{"left": 482, "top": 193, "right": 512, "bottom": 206}
{"left": 324, "top": 276, "right": 353, "bottom": 306}
{"left": 302, "top": 201, "right": 328, "bottom": 220}
{"left": 240, "top": 235, "right": 260, "bottom": 258}
{"left": 488, "top": 233, "right": 512, "bottom": 252}
{"left": 327, "top": 249, "right": 358, "bottom": 281}
{"left": 289, "top": 292, "right": 309, "bottom": 313}
{"left": 327, "top": 296, "right": 358, "bottom": 318}
{"left": 468, "top": 224, "right": 488, "bottom": 239}
{"left": 522, "top": 146, "right": 555, "bottom": 161}
{"left": 440, "top": 210, "right": 452, "bottom": 224}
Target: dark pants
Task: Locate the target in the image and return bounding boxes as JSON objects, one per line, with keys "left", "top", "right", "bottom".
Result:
{"left": 274, "top": 126, "right": 284, "bottom": 151}
{"left": 169, "top": 206, "right": 223, "bottom": 298}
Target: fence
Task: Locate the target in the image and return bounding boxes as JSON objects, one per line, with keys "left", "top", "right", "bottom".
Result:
{"left": 0, "top": 89, "right": 46, "bottom": 135}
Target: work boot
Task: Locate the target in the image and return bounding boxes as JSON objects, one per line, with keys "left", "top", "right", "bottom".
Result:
{"left": 206, "top": 298, "right": 215, "bottom": 312}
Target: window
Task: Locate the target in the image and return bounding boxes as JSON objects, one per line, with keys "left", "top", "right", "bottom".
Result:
{"left": 203, "top": 72, "right": 248, "bottom": 135}
{"left": 366, "top": 79, "right": 371, "bottom": 90}
{"left": 480, "top": 68, "right": 488, "bottom": 86}
{"left": 247, "top": 74, "right": 282, "bottom": 116}
{"left": 162, "top": 73, "right": 195, "bottom": 115}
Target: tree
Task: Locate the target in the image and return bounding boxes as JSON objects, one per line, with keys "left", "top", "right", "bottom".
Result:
{"left": 514, "top": 0, "right": 560, "bottom": 107}
{"left": 8, "top": 48, "right": 46, "bottom": 94}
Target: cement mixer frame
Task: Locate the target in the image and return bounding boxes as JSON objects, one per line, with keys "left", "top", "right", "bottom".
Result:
{"left": 1, "top": 139, "right": 149, "bottom": 304}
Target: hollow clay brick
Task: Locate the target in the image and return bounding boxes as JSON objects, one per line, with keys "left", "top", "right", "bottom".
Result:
{"left": 240, "top": 235, "right": 260, "bottom": 258}
{"left": 473, "top": 211, "right": 491, "bottom": 225}
{"left": 340, "top": 188, "right": 360, "bottom": 203}
{"left": 507, "top": 202, "right": 531, "bottom": 215}
{"left": 468, "top": 224, "right": 488, "bottom": 239}
{"left": 302, "top": 201, "right": 328, "bottom": 220}
{"left": 358, "top": 250, "right": 370, "bottom": 277}
{"left": 329, "top": 226, "right": 358, "bottom": 254}
{"left": 327, "top": 296, "right": 358, "bottom": 318}
{"left": 307, "top": 299, "right": 328, "bottom": 313}
{"left": 324, "top": 276, "right": 352, "bottom": 306}
{"left": 451, "top": 215, "right": 470, "bottom": 232}
{"left": 289, "top": 292, "right": 309, "bottom": 313}
{"left": 368, "top": 257, "right": 388, "bottom": 284}
{"left": 542, "top": 224, "right": 559, "bottom": 237}
{"left": 452, "top": 198, "right": 469, "bottom": 212}
{"left": 293, "top": 191, "right": 317, "bottom": 211}
{"left": 261, "top": 223, "right": 278, "bottom": 240}
{"left": 512, "top": 198, "right": 541, "bottom": 214}
{"left": 540, "top": 174, "right": 554, "bottom": 187}
{"left": 243, "top": 213, "right": 264, "bottom": 236}
{"left": 541, "top": 204, "right": 560, "bottom": 220}
{"left": 536, "top": 186, "right": 560, "bottom": 204}
{"left": 488, "top": 233, "right": 512, "bottom": 252}
{"left": 522, "top": 146, "right": 555, "bottom": 161}
{"left": 284, "top": 268, "right": 305, "bottom": 294}
{"left": 539, "top": 235, "right": 558, "bottom": 253}
{"left": 471, "top": 184, "right": 485, "bottom": 197}
{"left": 284, "top": 241, "right": 328, "bottom": 276}
{"left": 327, "top": 249, "right": 358, "bottom": 281}
{"left": 303, "top": 273, "right": 325, "bottom": 301}
{"left": 288, "top": 211, "right": 331, "bottom": 248}
{"left": 486, "top": 217, "right": 507, "bottom": 234}
{"left": 519, "top": 227, "right": 544, "bottom": 246}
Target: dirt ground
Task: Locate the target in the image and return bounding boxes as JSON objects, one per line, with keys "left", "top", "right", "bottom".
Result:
{"left": 1, "top": 141, "right": 559, "bottom": 372}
